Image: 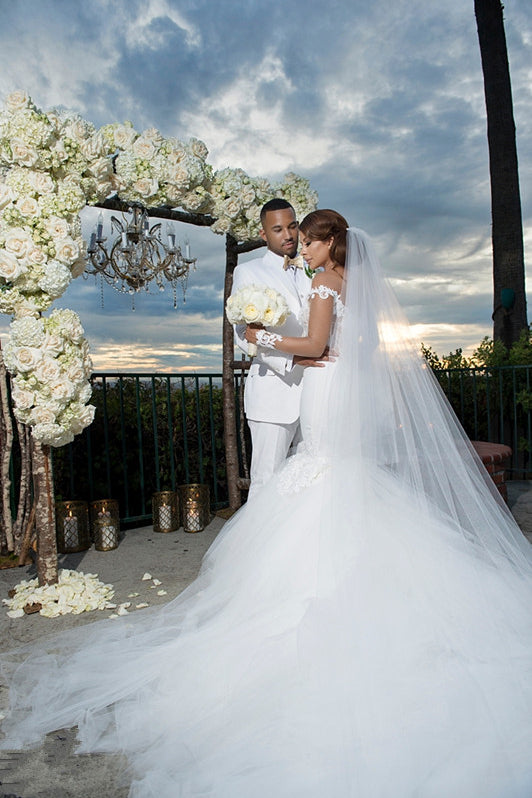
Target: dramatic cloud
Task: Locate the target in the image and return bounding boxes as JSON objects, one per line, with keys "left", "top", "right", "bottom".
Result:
{"left": 0, "top": 0, "right": 531, "bottom": 369}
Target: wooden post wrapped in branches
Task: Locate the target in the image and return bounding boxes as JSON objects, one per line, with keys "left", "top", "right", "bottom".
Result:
{"left": 0, "top": 341, "right": 14, "bottom": 553}
{"left": 0, "top": 341, "right": 34, "bottom": 561}
{"left": 31, "top": 439, "right": 58, "bottom": 586}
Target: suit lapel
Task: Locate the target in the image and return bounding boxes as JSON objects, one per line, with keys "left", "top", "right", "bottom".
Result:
{"left": 260, "top": 252, "right": 301, "bottom": 312}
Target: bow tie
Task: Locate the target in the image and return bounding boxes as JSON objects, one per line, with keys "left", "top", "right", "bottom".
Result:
{"left": 283, "top": 254, "right": 305, "bottom": 271}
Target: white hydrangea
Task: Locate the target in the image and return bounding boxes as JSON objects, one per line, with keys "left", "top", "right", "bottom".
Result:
{"left": 38, "top": 260, "right": 71, "bottom": 296}
{"left": 10, "top": 315, "right": 45, "bottom": 346}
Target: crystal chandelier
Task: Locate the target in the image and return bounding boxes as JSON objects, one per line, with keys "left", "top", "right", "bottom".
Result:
{"left": 85, "top": 205, "right": 196, "bottom": 307}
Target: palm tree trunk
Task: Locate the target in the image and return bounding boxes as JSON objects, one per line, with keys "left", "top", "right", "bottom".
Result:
{"left": 475, "top": 0, "right": 527, "bottom": 346}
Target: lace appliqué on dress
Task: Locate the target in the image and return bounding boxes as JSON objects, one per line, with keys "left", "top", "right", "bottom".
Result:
{"left": 309, "top": 285, "right": 341, "bottom": 301}
{"left": 277, "top": 447, "right": 331, "bottom": 495}
{"left": 298, "top": 286, "right": 344, "bottom": 328}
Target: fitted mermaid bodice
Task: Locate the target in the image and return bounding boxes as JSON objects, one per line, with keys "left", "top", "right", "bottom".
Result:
{"left": 277, "top": 286, "right": 344, "bottom": 493}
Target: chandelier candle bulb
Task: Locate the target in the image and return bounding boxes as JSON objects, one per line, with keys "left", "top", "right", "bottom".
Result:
{"left": 96, "top": 212, "right": 104, "bottom": 240}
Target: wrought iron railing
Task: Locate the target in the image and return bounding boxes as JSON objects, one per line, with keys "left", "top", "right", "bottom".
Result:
{"left": 432, "top": 364, "right": 532, "bottom": 475}
{"left": 7, "top": 365, "right": 532, "bottom": 526}
{"left": 50, "top": 372, "right": 248, "bottom": 525}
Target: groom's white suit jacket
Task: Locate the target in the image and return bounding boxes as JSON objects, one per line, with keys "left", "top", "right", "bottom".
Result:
{"left": 231, "top": 249, "right": 311, "bottom": 424}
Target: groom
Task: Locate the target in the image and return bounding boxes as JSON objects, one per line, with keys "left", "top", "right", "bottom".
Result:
{"left": 231, "top": 198, "right": 314, "bottom": 497}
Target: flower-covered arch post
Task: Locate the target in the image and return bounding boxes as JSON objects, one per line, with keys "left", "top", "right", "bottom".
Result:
{"left": 0, "top": 92, "right": 318, "bottom": 584}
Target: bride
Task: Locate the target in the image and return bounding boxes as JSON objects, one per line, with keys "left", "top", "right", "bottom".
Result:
{"left": 2, "top": 211, "right": 532, "bottom": 798}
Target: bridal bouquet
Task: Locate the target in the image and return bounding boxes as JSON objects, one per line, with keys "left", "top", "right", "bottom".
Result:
{"left": 226, "top": 284, "right": 289, "bottom": 356}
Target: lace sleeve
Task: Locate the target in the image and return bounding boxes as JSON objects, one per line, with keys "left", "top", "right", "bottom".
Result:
{"left": 309, "top": 285, "right": 340, "bottom": 302}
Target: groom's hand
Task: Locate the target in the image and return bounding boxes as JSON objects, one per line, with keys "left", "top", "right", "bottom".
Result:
{"left": 294, "top": 347, "right": 332, "bottom": 368}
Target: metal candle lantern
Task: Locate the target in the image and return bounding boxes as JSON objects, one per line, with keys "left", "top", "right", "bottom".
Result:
{"left": 90, "top": 499, "right": 120, "bottom": 551}
{"left": 56, "top": 501, "right": 91, "bottom": 553}
{"left": 152, "top": 491, "right": 179, "bottom": 533}
{"left": 178, "top": 484, "right": 210, "bottom": 533}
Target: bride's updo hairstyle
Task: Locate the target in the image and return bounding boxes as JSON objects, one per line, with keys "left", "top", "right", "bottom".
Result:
{"left": 299, "top": 209, "right": 349, "bottom": 267}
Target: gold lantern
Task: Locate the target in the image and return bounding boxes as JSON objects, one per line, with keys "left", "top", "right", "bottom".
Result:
{"left": 178, "top": 484, "right": 210, "bottom": 533}
{"left": 90, "top": 499, "right": 120, "bottom": 551}
{"left": 152, "top": 490, "right": 179, "bottom": 533}
{"left": 56, "top": 500, "right": 91, "bottom": 553}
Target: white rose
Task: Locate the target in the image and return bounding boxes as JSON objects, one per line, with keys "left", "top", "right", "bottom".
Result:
{"left": 10, "top": 140, "right": 38, "bottom": 167}
{"left": 70, "top": 403, "right": 95, "bottom": 434}
{"left": 112, "top": 124, "right": 137, "bottom": 150}
{"left": 5, "top": 90, "right": 30, "bottom": 112}
{"left": 65, "top": 362, "right": 85, "bottom": 384}
{"left": 132, "top": 136, "right": 157, "bottom": 160}
{"left": 142, "top": 127, "right": 163, "bottom": 144}
{"left": 30, "top": 172, "right": 54, "bottom": 195}
{"left": 50, "top": 377, "right": 76, "bottom": 404}
{"left": 34, "top": 356, "right": 61, "bottom": 383}
{"left": 41, "top": 333, "right": 64, "bottom": 357}
{"left": 12, "top": 387, "right": 35, "bottom": 411}
{"left": 0, "top": 183, "right": 15, "bottom": 210}
{"left": 222, "top": 196, "right": 242, "bottom": 219}
{"left": 88, "top": 156, "right": 112, "bottom": 182}
{"left": 29, "top": 405, "right": 57, "bottom": 425}
{"left": 132, "top": 177, "right": 159, "bottom": 199}
{"left": 166, "top": 165, "right": 189, "bottom": 190}
{"left": 16, "top": 196, "right": 40, "bottom": 219}
{"left": 4, "top": 227, "right": 32, "bottom": 259}
{"left": 12, "top": 346, "right": 43, "bottom": 372}
{"left": 167, "top": 149, "right": 187, "bottom": 167}
{"left": 240, "top": 185, "right": 256, "bottom": 206}
{"left": 0, "top": 250, "right": 26, "bottom": 281}
{"left": 188, "top": 138, "right": 208, "bottom": 160}
{"left": 54, "top": 237, "right": 80, "bottom": 264}
{"left": 80, "top": 132, "right": 106, "bottom": 160}
{"left": 63, "top": 117, "right": 92, "bottom": 143}
{"left": 211, "top": 216, "right": 231, "bottom": 235}
{"left": 46, "top": 216, "right": 70, "bottom": 240}
{"left": 77, "top": 383, "right": 93, "bottom": 404}
{"left": 27, "top": 245, "right": 47, "bottom": 266}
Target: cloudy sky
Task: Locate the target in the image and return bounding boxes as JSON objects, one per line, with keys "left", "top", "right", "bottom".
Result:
{"left": 0, "top": 0, "right": 531, "bottom": 372}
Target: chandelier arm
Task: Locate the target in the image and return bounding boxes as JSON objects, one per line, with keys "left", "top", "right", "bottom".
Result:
{"left": 86, "top": 203, "right": 197, "bottom": 301}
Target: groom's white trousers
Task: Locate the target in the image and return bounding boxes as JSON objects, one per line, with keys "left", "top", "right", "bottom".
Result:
{"left": 247, "top": 419, "right": 299, "bottom": 499}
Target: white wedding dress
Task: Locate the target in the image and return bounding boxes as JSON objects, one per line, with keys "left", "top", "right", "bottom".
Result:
{"left": 2, "top": 230, "right": 532, "bottom": 798}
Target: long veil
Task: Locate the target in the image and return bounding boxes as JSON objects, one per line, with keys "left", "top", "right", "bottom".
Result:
{"left": 1, "top": 228, "right": 532, "bottom": 797}
{"left": 328, "top": 227, "right": 532, "bottom": 573}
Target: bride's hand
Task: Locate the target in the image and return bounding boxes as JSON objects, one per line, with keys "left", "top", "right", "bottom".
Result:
{"left": 245, "top": 324, "right": 262, "bottom": 344}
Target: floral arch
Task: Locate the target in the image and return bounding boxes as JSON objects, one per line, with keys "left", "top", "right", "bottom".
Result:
{"left": 0, "top": 91, "right": 317, "bottom": 581}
